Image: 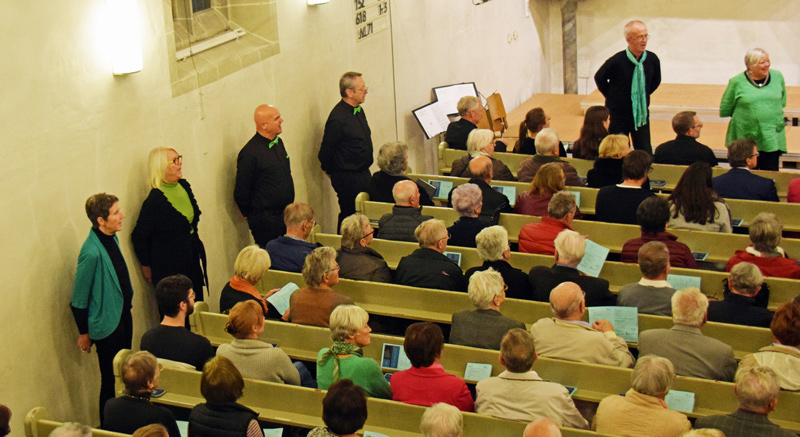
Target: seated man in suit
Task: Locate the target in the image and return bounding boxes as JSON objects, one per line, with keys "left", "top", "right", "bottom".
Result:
{"left": 444, "top": 96, "right": 481, "bottom": 150}
{"left": 529, "top": 282, "right": 635, "bottom": 368}
{"left": 518, "top": 191, "right": 577, "bottom": 256}
{"left": 528, "top": 230, "right": 616, "bottom": 307}
{"left": 395, "top": 219, "right": 467, "bottom": 292}
{"left": 620, "top": 196, "right": 697, "bottom": 268}
{"left": 638, "top": 287, "right": 737, "bottom": 381}
{"left": 617, "top": 241, "right": 677, "bottom": 316}
{"left": 448, "top": 156, "right": 512, "bottom": 222}
{"left": 694, "top": 366, "right": 795, "bottom": 437}
{"left": 595, "top": 150, "right": 656, "bottom": 225}
{"left": 377, "top": 180, "right": 433, "bottom": 242}
{"left": 712, "top": 138, "right": 779, "bottom": 202}
{"left": 654, "top": 111, "right": 718, "bottom": 167}
{"left": 265, "top": 202, "right": 321, "bottom": 272}
{"left": 708, "top": 262, "right": 773, "bottom": 328}
{"left": 517, "top": 128, "right": 584, "bottom": 186}
{"left": 465, "top": 226, "right": 531, "bottom": 300}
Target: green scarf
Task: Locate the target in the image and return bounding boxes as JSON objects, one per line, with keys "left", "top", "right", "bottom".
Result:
{"left": 626, "top": 48, "right": 648, "bottom": 131}
{"left": 318, "top": 341, "right": 363, "bottom": 382}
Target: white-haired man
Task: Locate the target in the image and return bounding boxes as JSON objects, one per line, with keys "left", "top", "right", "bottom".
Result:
{"left": 395, "top": 219, "right": 467, "bottom": 292}
{"left": 708, "top": 262, "right": 773, "bottom": 328}
{"left": 420, "top": 402, "right": 463, "bottom": 437}
{"left": 524, "top": 418, "right": 562, "bottom": 437}
{"left": 529, "top": 282, "right": 635, "bottom": 368}
{"left": 376, "top": 180, "right": 433, "bottom": 242}
{"left": 694, "top": 366, "right": 795, "bottom": 437}
{"left": 517, "top": 128, "right": 583, "bottom": 185}
{"left": 444, "top": 96, "right": 482, "bottom": 151}
{"left": 465, "top": 226, "right": 531, "bottom": 300}
{"left": 637, "top": 287, "right": 737, "bottom": 381}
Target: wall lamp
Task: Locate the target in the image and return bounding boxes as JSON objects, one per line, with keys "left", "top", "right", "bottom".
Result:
{"left": 107, "top": 0, "right": 143, "bottom": 75}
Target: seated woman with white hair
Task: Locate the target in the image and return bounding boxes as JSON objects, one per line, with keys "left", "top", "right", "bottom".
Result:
{"left": 449, "top": 129, "right": 515, "bottom": 181}
{"left": 219, "top": 245, "right": 278, "bottom": 319}
{"left": 465, "top": 226, "right": 531, "bottom": 300}
{"left": 286, "top": 247, "right": 354, "bottom": 327}
{"left": 317, "top": 305, "right": 392, "bottom": 399}
{"left": 367, "top": 141, "right": 433, "bottom": 205}
{"left": 592, "top": 355, "right": 691, "bottom": 437}
{"left": 337, "top": 214, "right": 391, "bottom": 283}
{"left": 447, "top": 184, "right": 492, "bottom": 248}
{"left": 450, "top": 269, "right": 524, "bottom": 350}
{"left": 419, "top": 403, "right": 463, "bottom": 437}
{"left": 727, "top": 212, "right": 800, "bottom": 280}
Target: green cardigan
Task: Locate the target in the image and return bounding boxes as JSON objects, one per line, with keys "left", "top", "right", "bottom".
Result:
{"left": 316, "top": 348, "right": 392, "bottom": 399}
{"left": 720, "top": 70, "right": 786, "bottom": 153}
{"left": 71, "top": 229, "right": 124, "bottom": 340}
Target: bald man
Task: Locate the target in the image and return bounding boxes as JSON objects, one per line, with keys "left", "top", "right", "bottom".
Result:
{"left": 524, "top": 418, "right": 562, "bottom": 437}
{"left": 448, "top": 156, "right": 511, "bottom": 224}
{"left": 234, "top": 104, "right": 295, "bottom": 246}
{"left": 376, "top": 180, "right": 433, "bottom": 242}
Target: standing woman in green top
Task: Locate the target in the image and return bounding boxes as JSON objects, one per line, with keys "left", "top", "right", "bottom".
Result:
{"left": 132, "top": 147, "right": 207, "bottom": 303}
{"left": 720, "top": 48, "right": 787, "bottom": 171}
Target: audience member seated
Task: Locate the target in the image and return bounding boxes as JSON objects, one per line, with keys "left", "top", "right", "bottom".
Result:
{"left": 595, "top": 150, "right": 655, "bottom": 225}
{"left": 287, "top": 247, "right": 354, "bottom": 327}
{"left": 586, "top": 134, "right": 631, "bottom": 188}
{"left": 141, "top": 275, "right": 214, "bottom": 370}
{"left": 188, "top": 356, "right": 264, "bottom": 437}
{"left": 48, "top": 423, "right": 92, "bottom": 437}
{"left": 337, "top": 214, "right": 391, "bottom": 283}
{"left": 450, "top": 129, "right": 515, "bottom": 181}
{"left": 317, "top": 305, "right": 391, "bottom": 398}
{"left": 654, "top": 111, "right": 718, "bottom": 167}
{"left": 450, "top": 269, "right": 525, "bottom": 350}
{"left": 524, "top": 418, "right": 562, "bottom": 437}
{"left": 571, "top": 106, "right": 610, "bottom": 160}
{"left": 694, "top": 366, "right": 795, "bottom": 437}
{"left": 448, "top": 156, "right": 513, "bottom": 222}
{"left": 419, "top": 403, "right": 463, "bottom": 437}
{"left": 515, "top": 108, "right": 567, "bottom": 157}
{"left": 638, "top": 287, "right": 736, "bottom": 381}
{"left": 0, "top": 404, "right": 9, "bottom": 437}
{"left": 219, "top": 245, "right": 277, "bottom": 319}
{"left": 308, "top": 379, "right": 368, "bottom": 437}
{"left": 529, "top": 282, "right": 634, "bottom": 368}
{"left": 517, "top": 129, "right": 583, "bottom": 185}
{"left": 391, "top": 322, "right": 474, "bottom": 411}
{"left": 133, "top": 424, "right": 169, "bottom": 437}
{"left": 528, "top": 230, "right": 616, "bottom": 306}
{"left": 668, "top": 162, "right": 732, "bottom": 233}
{"left": 514, "top": 162, "right": 581, "bottom": 218}
{"left": 620, "top": 196, "right": 697, "bottom": 268}
{"left": 444, "top": 96, "right": 481, "bottom": 151}
{"left": 377, "top": 180, "right": 433, "bottom": 242}
{"left": 518, "top": 191, "right": 577, "bottom": 256}
{"left": 739, "top": 302, "right": 800, "bottom": 391}
{"left": 216, "top": 301, "right": 302, "bottom": 385}
{"left": 447, "top": 184, "right": 491, "bottom": 248}
{"left": 103, "top": 351, "right": 180, "bottom": 436}
{"left": 727, "top": 212, "right": 800, "bottom": 280}
{"left": 592, "top": 356, "right": 691, "bottom": 437}
{"left": 396, "top": 219, "right": 467, "bottom": 292}
{"left": 788, "top": 177, "right": 800, "bottom": 203}
{"left": 475, "top": 329, "right": 588, "bottom": 428}
{"left": 367, "top": 141, "right": 433, "bottom": 206}
{"left": 712, "top": 138, "right": 779, "bottom": 202}
{"left": 618, "top": 242, "right": 676, "bottom": 316}
{"left": 708, "top": 263, "right": 773, "bottom": 328}
{"left": 265, "top": 202, "right": 321, "bottom": 272}
{"left": 465, "top": 226, "right": 531, "bottom": 300}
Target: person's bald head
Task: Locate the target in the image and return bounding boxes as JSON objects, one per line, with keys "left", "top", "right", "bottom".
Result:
{"left": 523, "top": 418, "right": 561, "bottom": 437}
{"left": 393, "top": 180, "right": 420, "bottom": 207}
{"left": 469, "top": 156, "right": 493, "bottom": 182}
{"left": 254, "top": 104, "right": 283, "bottom": 139}
{"left": 549, "top": 282, "right": 585, "bottom": 320}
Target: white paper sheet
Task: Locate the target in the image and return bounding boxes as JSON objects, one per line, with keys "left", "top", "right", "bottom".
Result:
{"left": 266, "top": 282, "right": 299, "bottom": 315}
{"left": 576, "top": 239, "right": 610, "bottom": 277}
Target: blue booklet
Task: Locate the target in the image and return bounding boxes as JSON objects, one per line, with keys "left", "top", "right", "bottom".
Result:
{"left": 576, "top": 239, "right": 610, "bottom": 277}
{"left": 588, "top": 306, "right": 639, "bottom": 343}
{"left": 666, "top": 274, "right": 701, "bottom": 291}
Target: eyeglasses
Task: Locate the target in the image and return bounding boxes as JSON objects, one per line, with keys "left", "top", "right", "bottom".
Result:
{"left": 306, "top": 220, "right": 317, "bottom": 228}
{"left": 647, "top": 166, "right": 654, "bottom": 173}
{"left": 692, "top": 124, "right": 703, "bottom": 129}
{"left": 632, "top": 34, "right": 650, "bottom": 42}
{"left": 439, "top": 233, "right": 451, "bottom": 242}
{"left": 353, "top": 87, "right": 369, "bottom": 93}
{"left": 362, "top": 229, "right": 374, "bottom": 239}
{"left": 751, "top": 153, "right": 760, "bottom": 158}
{"left": 169, "top": 155, "right": 183, "bottom": 165}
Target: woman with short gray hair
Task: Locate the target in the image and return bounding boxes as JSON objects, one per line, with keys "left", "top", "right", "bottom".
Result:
{"left": 286, "top": 247, "right": 355, "bottom": 327}
{"left": 336, "top": 214, "right": 391, "bottom": 283}
{"left": 450, "top": 129, "right": 515, "bottom": 181}
{"left": 367, "top": 141, "right": 433, "bottom": 205}
{"left": 465, "top": 226, "right": 531, "bottom": 300}
{"left": 727, "top": 212, "right": 800, "bottom": 280}
{"left": 447, "top": 184, "right": 491, "bottom": 248}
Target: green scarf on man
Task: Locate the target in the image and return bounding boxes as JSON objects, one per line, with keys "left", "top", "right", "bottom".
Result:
{"left": 626, "top": 47, "right": 648, "bottom": 131}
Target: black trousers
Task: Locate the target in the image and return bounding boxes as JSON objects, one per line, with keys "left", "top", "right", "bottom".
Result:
{"left": 609, "top": 113, "right": 653, "bottom": 155}
{"left": 94, "top": 309, "right": 133, "bottom": 423}
{"left": 330, "top": 170, "right": 371, "bottom": 231}
{"left": 248, "top": 209, "right": 286, "bottom": 247}
{"left": 756, "top": 150, "right": 782, "bottom": 171}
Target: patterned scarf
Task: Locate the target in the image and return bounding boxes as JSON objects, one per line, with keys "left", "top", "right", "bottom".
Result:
{"left": 626, "top": 47, "right": 648, "bottom": 131}
{"left": 317, "top": 341, "right": 363, "bottom": 381}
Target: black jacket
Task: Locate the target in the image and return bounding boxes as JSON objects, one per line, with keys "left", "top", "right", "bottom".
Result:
{"left": 712, "top": 168, "right": 779, "bottom": 202}
{"left": 444, "top": 118, "right": 477, "bottom": 151}
{"left": 189, "top": 402, "right": 263, "bottom": 437}
{"left": 103, "top": 394, "right": 181, "bottom": 437}
{"left": 654, "top": 135, "right": 718, "bottom": 167}
{"left": 377, "top": 206, "right": 433, "bottom": 242}
{"left": 528, "top": 265, "right": 616, "bottom": 307}
{"left": 448, "top": 179, "right": 512, "bottom": 224}
{"left": 594, "top": 50, "right": 661, "bottom": 121}
{"left": 595, "top": 184, "right": 655, "bottom": 225}
{"left": 707, "top": 292, "right": 774, "bottom": 328}
{"left": 233, "top": 134, "right": 295, "bottom": 216}
{"left": 447, "top": 217, "right": 492, "bottom": 248}
{"left": 465, "top": 260, "right": 532, "bottom": 300}
{"left": 337, "top": 246, "right": 392, "bottom": 283}
{"left": 586, "top": 158, "right": 623, "bottom": 189}
{"left": 396, "top": 248, "right": 467, "bottom": 292}
{"left": 319, "top": 100, "right": 373, "bottom": 173}
{"left": 367, "top": 171, "right": 433, "bottom": 206}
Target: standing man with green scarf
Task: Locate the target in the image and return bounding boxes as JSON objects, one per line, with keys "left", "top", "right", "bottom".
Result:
{"left": 595, "top": 20, "right": 661, "bottom": 154}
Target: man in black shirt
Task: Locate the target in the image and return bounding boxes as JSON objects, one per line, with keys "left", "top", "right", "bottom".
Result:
{"left": 234, "top": 104, "right": 295, "bottom": 246}
{"left": 654, "top": 111, "right": 718, "bottom": 166}
{"left": 141, "top": 275, "right": 214, "bottom": 370}
{"left": 595, "top": 150, "right": 655, "bottom": 225}
{"left": 319, "top": 71, "right": 374, "bottom": 230}
{"left": 444, "top": 96, "right": 482, "bottom": 150}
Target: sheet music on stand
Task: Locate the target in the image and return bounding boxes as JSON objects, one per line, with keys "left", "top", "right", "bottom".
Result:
{"left": 434, "top": 83, "right": 479, "bottom": 116}
{"left": 412, "top": 101, "right": 450, "bottom": 139}
{"left": 411, "top": 82, "right": 479, "bottom": 139}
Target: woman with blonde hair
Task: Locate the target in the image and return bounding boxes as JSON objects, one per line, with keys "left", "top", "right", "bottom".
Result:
{"left": 514, "top": 162, "right": 580, "bottom": 218}
{"left": 219, "top": 245, "right": 278, "bottom": 318}
{"left": 586, "top": 134, "right": 632, "bottom": 188}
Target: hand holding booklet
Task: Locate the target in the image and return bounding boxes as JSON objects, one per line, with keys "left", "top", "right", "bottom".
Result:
{"left": 266, "top": 282, "right": 299, "bottom": 315}
{"left": 576, "top": 239, "right": 610, "bottom": 277}
{"left": 588, "top": 306, "right": 639, "bottom": 343}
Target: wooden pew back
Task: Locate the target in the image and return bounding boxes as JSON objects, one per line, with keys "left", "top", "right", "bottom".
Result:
{"left": 24, "top": 407, "right": 129, "bottom": 437}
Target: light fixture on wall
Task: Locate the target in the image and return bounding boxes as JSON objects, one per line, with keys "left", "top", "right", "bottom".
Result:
{"left": 307, "top": 0, "right": 330, "bottom": 4}
{"left": 106, "top": 0, "right": 143, "bottom": 75}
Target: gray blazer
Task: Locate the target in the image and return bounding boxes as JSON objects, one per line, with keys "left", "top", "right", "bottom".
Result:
{"left": 450, "top": 309, "right": 525, "bottom": 350}
{"left": 638, "top": 324, "right": 737, "bottom": 381}
{"left": 617, "top": 282, "right": 676, "bottom": 316}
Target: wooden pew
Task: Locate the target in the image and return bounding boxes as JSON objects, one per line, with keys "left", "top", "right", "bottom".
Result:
{"left": 186, "top": 315, "right": 800, "bottom": 433}
{"left": 24, "top": 407, "right": 129, "bottom": 437}
{"left": 310, "top": 232, "right": 796, "bottom": 311}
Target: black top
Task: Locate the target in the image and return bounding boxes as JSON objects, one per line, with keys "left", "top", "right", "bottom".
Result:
{"left": 219, "top": 282, "right": 283, "bottom": 320}
{"left": 319, "top": 100, "right": 373, "bottom": 173}
{"left": 234, "top": 134, "right": 294, "bottom": 216}
{"left": 367, "top": 171, "right": 434, "bottom": 206}
{"left": 594, "top": 50, "right": 661, "bottom": 118}
{"left": 93, "top": 228, "right": 133, "bottom": 312}
{"left": 447, "top": 217, "right": 492, "bottom": 248}
{"left": 140, "top": 324, "right": 214, "bottom": 371}
{"left": 189, "top": 402, "right": 263, "bottom": 437}
{"left": 448, "top": 179, "right": 512, "bottom": 223}
{"left": 517, "top": 137, "right": 567, "bottom": 157}
{"left": 528, "top": 265, "right": 616, "bottom": 307}
{"left": 595, "top": 185, "right": 655, "bottom": 225}
{"left": 654, "top": 135, "right": 719, "bottom": 167}
{"left": 265, "top": 236, "right": 322, "bottom": 273}
{"left": 103, "top": 394, "right": 181, "bottom": 437}
{"left": 444, "top": 118, "right": 477, "bottom": 151}
{"left": 396, "top": 248, "right": 467, "bottom": 292}
{"left": 465, "top": 260, "right": 532, "bottom": 300}
{"left": 707, "top": 292, "right": 774, "bottom": 328}
{"left": 586, "top": 158, "right": 623, "bottom": 189}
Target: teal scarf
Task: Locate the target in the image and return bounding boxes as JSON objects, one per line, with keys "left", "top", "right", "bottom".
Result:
{"left": 318, "top": 341, "right": 363, "bottom": 382}
{"left": 626, "top": 48, "right": 648, "bottom": 131}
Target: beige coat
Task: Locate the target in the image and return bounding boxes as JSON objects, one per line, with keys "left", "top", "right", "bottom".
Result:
{"left": 529, "top": 318, "right": 635, "bottom": 368}
{"left": 739, "top": 345, "right": 800, "bottom": 391}
{"left": 592, "top": 389, "right": 691, "bottom": 437}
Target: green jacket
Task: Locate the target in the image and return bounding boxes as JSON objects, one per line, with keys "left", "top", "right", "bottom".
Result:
{"left": 71, "top": 229, "right": 124, "bottom": 340}
{"left": 720, "top": 70, "right": 786, "bottom": 153}
{"left": 316, "top": 348, "right": 392, "bottom": 399}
